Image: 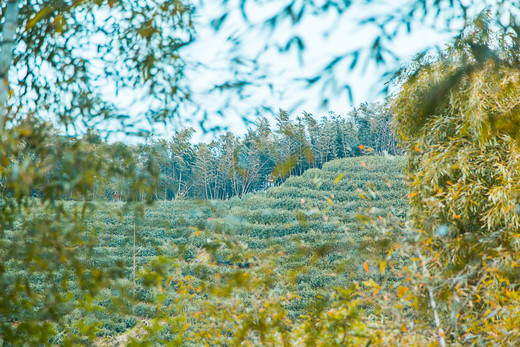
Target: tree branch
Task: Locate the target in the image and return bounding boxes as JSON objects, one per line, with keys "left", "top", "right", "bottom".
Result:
{"left": 417, "top": 248, "right": 446, "bottom": 347}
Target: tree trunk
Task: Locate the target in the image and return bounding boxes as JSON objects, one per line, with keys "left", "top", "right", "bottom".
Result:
{"left": 0, "top": 0, "right": 20, "bottom": 130}
{"left": 133, "top": 216, "right": 136, "bottom": 313}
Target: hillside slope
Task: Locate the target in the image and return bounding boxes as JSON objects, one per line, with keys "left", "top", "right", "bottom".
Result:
{"left": 85, "top": 155, "right": 407, "bottom": 339}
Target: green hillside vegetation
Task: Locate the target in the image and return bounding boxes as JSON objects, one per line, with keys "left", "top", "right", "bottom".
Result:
{"left": 29, "top": 155, "right": 404, "bottom": 343}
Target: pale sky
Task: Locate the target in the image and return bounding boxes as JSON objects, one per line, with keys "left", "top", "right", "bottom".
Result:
{"left": 109, "top": 0, "right": 465, "bottom": 143}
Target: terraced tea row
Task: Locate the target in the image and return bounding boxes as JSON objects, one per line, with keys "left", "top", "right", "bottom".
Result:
{"left": 36, "top": 156, "right": 407, "bottom": 339}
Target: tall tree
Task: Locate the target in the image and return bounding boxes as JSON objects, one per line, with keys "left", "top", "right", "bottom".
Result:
{"left": 169, "top": 128, "right": 196, "bottom": 199}
{"left": 391, "top": 19, "right": 520, "bottom": 344}
{"left": 335, "top": 116, "right": 357, "bottom": 158}
{"left": 216, "top": 132, "right": 241, "bottom": 198}
{"left": 351, "top": 102, "right": 374, "bottom": 151}
{"left": 193, "top": 143, "right": 218, "bottom": 200}
{"left": 367, "top": 102, "right": 400, "bottom": 155}
{"left": 244, "top": 117, "right": 278, "bottom": 191}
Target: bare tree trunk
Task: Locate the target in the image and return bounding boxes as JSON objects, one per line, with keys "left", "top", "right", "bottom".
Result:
{"left": 133, "top": 216, "right": 136, "bottom": 313}
{"left": 177, "top": 171, "right": 182, "bottom": 199}
{"left": 0, "top": 0, "right": 20, "bottom": 130}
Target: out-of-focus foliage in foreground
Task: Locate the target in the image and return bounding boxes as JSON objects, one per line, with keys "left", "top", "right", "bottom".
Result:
{"left": 0, "top": 124, "right": 162, "bottom": 344}
{"left": 1, "top": 0, "right": 194, "bottom": 133}
{"left": 202, "top": 0, "right": 519, "bottom": 109}
{"left": 0, "top": 0, "right": 192, "bottom": 343}
{"left": 386, "top": 17, "right": 520, "bottom": 344}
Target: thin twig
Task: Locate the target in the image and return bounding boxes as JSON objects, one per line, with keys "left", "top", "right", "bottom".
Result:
{"left": 417, "top": 248, "right": 446, "bottom": 347}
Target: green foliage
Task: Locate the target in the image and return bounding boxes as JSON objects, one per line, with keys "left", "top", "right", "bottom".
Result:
{"left": 384, "top": 20, "right": 520, "bottom": 344}
{"left": 0, "top": 105, "right": 400, "bottom": 203}
{"left": 112, "top": 105, "right": 401, "bottom": 201}
{"left": 2, "top": 0, "right": 194, "bottom": 131}
{"left": 0, "top": 122, "right": 162, "bottom": 344}
{"left": 0, "top": 156, "right": 405, "bottom": 343}
{"left": 0, "top": 1, "right": 196, "bottom": 341}
{"left": 4, "top": 0, "right": 520, "bottom": 345}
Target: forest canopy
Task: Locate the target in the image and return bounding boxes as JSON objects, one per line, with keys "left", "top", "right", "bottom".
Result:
{"left": 4, "top": 102, "right": 398, "bottom": 201}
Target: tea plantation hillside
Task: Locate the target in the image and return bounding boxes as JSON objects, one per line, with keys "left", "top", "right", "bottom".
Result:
{"left": 65, "top": 156, "right": 407, "bottom": 341}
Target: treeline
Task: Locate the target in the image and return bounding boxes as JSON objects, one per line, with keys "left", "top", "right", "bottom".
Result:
{"left": 130, "top": 101, "right": 401, "bottom": 200}
{"left": 3, "top": 102, "right": 401, "bottom": 201}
